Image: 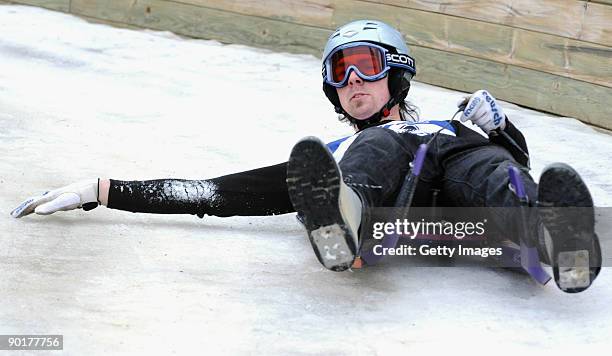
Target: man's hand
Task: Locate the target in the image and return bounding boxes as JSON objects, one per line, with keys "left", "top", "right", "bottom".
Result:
{"left": 11, "top": 180, "right": 100, "bottom": 218}
{"left": 458, "top": 90, "right": 506, "bottom": 133}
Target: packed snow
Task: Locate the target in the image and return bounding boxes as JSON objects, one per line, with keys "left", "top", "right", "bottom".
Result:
{"left": 1, "top": 5, "right": 611, "bottom": 355}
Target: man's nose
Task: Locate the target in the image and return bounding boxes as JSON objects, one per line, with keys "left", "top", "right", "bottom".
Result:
{"left": 347, "top": 71, "right": 363, "bottom": 86}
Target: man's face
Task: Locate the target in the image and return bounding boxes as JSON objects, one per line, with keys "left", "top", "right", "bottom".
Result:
{"left": 336, "top": 71, "right": 390, "bottom": 120}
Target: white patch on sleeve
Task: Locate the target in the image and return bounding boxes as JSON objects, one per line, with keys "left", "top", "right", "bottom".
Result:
{"left": 381, "top": 121, "right": 456, "bottom": 136}
{"left": 332, "top": 133, "right": 360, "bottom": 162}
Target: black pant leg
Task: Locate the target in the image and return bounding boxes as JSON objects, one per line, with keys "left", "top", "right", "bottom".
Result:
{"left": 439, "top": 142, "right": 538, "bottom": 243}
{"left": 337, "top": 127, "right": 426, "bottom": 206}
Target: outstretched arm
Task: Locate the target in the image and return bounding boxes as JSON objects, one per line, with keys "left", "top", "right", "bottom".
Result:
{"left": 104, "top": 162, "right": 294, "bottom": 217}
{"left": 12, "top": 163, "right": 294, "bottom": 218}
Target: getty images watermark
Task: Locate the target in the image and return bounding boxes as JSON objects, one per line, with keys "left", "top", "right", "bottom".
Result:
{"left": 366, "top": 208, "right": 504, "bottom": 258}
{"left": 369, "top": 213, "right": 503, "bottom": 259}
{"left": 360, "top": 206, "right": 612, "bottom": 268}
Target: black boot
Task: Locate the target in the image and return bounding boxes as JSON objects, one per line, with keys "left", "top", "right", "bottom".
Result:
{"left": 287, "top": 137, "right": 363, "bottom": 271}
{"left": 538, "top": 163, "right": 601, "bottom": 293}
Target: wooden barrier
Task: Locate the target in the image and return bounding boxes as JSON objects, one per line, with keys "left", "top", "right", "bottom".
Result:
{"left": 4, "top": 0, "right": 611, "bottom": 129}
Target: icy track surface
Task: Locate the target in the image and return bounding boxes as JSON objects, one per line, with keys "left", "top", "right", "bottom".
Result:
{"left": 1, "top": 5, "right": 611, "bottom": 355}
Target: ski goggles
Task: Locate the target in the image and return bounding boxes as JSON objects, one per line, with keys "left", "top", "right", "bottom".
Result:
{"left": 323, "top": 42, "right": 416, "bottom": 88}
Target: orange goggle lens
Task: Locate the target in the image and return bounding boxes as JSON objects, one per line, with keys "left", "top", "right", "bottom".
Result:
{"left": 330, "top": 45, "right": 385, "bottom": 83}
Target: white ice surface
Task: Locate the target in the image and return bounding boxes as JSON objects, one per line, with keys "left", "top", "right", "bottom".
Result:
{"left": 1, "top": 5, "right": 611, "bottom": 355}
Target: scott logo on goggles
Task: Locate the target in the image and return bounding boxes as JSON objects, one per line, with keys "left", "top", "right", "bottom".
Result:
{"left": 386, "top": 53, "right": 414, "bottom": 68}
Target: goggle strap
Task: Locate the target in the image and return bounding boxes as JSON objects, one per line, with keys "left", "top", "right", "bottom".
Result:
{"left": 385, "top": 53, "right": 415, "bottom": 74}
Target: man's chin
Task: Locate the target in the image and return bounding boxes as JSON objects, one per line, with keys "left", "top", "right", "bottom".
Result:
{"left": 351, "top": 111, "right": 376, "bottom": 121}
{"left": 346, "top": 106, "right": 377, "bottom": 121}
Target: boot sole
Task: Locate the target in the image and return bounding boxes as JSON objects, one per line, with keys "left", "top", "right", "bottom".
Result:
{"left": 538, "top": 163, "right": 601, "bottom": 293}
{"left": 287, "top": 137, "right": 357, "bottom": 271}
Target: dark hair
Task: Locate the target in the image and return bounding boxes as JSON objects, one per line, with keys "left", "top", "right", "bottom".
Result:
{"left": 337, "top": 99, "right": 420, "bottom": 129}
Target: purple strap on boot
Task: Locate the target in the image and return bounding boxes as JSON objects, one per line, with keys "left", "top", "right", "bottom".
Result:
{"left": 521, "top": 245, "right": 551, "bottom": 285}
{"left": 508, "top": 166, "right": 551, "bottom": 285}
{"left": 508, "top": 167, "right": 526, "bottom": 199}
{"left": 412, "top": 144, "right": 427, "bottom": 176}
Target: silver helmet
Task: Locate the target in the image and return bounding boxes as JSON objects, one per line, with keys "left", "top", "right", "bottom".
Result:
{"left": 322, "top": 20, "right": 413, "bottom": 66}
